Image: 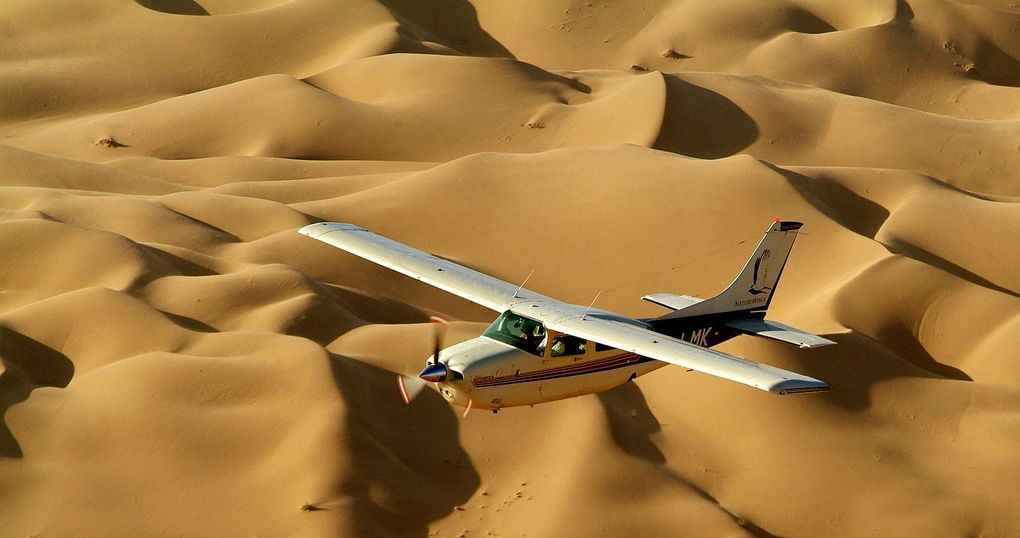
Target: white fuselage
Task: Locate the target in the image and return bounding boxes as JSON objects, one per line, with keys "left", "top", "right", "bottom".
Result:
{"left": 431, "top": 333, "right": 668, "bottom": 411}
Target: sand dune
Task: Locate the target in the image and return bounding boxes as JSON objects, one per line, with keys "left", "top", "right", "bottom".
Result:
{"left": 1, "top": 0, "right": 1019, "bottom": 536}
{"left": 17, "top": 56, "right": 666, "bottom": 162}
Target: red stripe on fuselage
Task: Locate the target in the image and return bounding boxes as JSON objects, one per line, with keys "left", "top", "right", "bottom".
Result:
{"left": 472, "top": 353, "right": 645, "bottom": 388}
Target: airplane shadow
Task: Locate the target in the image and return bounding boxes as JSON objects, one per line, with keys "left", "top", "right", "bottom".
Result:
{"left": 328, "top": 353, "right": 479, "bottom": 537}
{"left": 0, "top": 327, "right": 74, "bottom": 458}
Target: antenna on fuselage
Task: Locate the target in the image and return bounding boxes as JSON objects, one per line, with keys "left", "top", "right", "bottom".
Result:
{"left": 581, "top": 291, "right": 602, "bottom": 321}
{"left": 513, "top": 269, "right": 535, "bottom": 299}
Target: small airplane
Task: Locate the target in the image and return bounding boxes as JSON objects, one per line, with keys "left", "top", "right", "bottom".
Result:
{"left": 299, "top": 220, "right": 834, "bottom": 415}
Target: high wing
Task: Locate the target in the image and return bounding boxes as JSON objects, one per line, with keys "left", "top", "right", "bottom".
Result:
{"left": 299, "top": 222, "right": 553, "bottom": 312}
{"left": 299, "top": 222, "right": 829, "bottom": 395}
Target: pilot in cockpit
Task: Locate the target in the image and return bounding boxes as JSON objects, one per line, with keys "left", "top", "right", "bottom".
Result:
{"left": 521, "top": 324, "right": 545, "bottom": 354}
{"left": 505, "top": 315, "right": 547, "bottom": 355}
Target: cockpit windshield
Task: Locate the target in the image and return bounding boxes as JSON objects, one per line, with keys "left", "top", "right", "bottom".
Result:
{"left": 482, "top": 311, "right": 546, "bottom": 356}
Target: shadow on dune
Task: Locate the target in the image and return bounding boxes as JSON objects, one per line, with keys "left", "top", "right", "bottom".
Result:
{"left": 654, "top": 75, "right": 758, "bottom": 159}
{"left": 134, "top": 0, "right": 209, "bottom": 15}
{"left": 0, "top": 373, "right": 31, "bottom": 458}
{"left": 378, "top": 0, "right": 515, "bottom": 58}
{"left": 776, "top": 166, "right": 889, "bottom": 238}
{"left": 0, "top": 328, "right": 74, "bottom": 458}
{"left": 895, "top": 0, "right": 915, "bottom": 21}
{"left": 138, "top": 244, "right": 217, "bottom": 278}
{"left": 596, "top": 381, "right": 666, "bottom": 464}
{"left": 597, "top": 382, "right": 780, "bottom": 537}
{"left": 968, "top": 38, "right": 1020, "bottom": 87}
{"left": 158, "top": 310, "right": 218, "bottom": 333}
{"left": 882, "top": 237, "right": 1020, "bottom": 300}
{"left": 596, "top": 335, "right": 960, "bottom": 534}
{"left": 768, "top": 330, "right": 970, "bottom": 413}
{"left": 786, "top": 7, "right": 836, "bottom": 34}
{"left": 328, "top": 354, "right": 479, "bottom": 536}
{"left": 780, "top": 166, "right": 1019, "bottom": 299}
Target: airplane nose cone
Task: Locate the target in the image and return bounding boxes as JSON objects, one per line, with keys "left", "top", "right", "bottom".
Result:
{"left": 418, "top": 362, "right": 448, "bottom": 383}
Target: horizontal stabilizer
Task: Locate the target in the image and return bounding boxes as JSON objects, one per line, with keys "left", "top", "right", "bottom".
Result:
{"left": 725, "top": 318, "right": 836, "bottom": 349}
{"left": 642, "top": 293, "right": 704, "bottom": 311}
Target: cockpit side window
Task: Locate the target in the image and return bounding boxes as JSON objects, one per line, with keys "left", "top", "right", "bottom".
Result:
{"left": 549, "top": 335, "right": 586, "bottom": 357}
{"left": 482, "top": 311, "right": 546, "bottom": 356}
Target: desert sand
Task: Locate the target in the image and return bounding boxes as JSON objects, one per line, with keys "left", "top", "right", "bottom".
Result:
{"left": 1, "top": 0, "right": 1019, "bottom": 536}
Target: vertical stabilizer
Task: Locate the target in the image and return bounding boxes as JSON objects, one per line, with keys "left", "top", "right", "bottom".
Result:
{"left": 656, "top": 220, "right": 803, "bottom": 319}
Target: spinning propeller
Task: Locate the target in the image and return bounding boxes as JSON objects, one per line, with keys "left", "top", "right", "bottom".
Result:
{"left": 397, "top": 315, "right": 473, "bottom": 417}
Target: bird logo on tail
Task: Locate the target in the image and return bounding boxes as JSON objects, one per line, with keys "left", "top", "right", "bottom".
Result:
{"left": 749, "top": 249, "right": 771, "bottom": 295}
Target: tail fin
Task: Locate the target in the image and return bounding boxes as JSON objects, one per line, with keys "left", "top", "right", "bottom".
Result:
{"left": 656, "top": 220, "right": 803, "bottom": 319}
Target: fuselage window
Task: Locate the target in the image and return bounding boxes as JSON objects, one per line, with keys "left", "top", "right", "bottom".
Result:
{"left": 482, "top": 311, "right": 546, "bottom": 356}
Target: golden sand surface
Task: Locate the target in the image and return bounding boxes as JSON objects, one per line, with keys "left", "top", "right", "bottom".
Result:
{"left": 2, "top": 0, "right": 1020, "bottom": 535}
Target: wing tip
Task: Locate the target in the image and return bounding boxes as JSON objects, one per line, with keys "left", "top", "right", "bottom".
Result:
{"left": 770, "top": 379, "right": 830, "bottom": 395}
{"left": 298, "top": 222, "right": 365, "bottom": 238}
